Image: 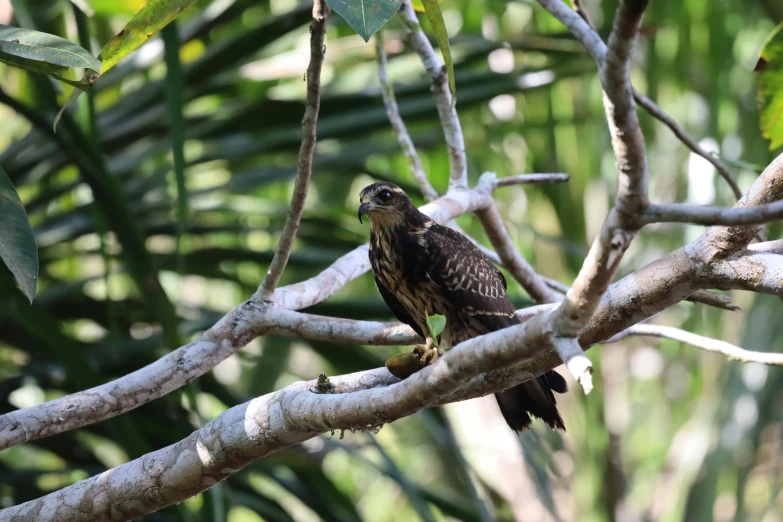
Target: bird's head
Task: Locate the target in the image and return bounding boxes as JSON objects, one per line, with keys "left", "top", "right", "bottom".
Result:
{"left": 358, "top": 182, "right": 416, "bottom": 227}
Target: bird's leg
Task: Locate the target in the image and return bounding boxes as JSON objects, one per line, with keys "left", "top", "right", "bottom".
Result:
{"left": 413, "top": 336, "right": 439, "bottom": 366}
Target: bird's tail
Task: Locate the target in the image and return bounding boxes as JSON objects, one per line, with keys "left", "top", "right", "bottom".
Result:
{"left": 494, "top": 370, "right": 568, "bottom": 432}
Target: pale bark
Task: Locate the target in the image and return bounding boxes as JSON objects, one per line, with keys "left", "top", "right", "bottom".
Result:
{"left": 399, "top": 1, "right": 467, "bottom": 190}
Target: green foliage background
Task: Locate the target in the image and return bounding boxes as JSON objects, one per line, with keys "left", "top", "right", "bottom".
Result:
{"left": 0, "top": 0, "right": 782, "bottom": 521}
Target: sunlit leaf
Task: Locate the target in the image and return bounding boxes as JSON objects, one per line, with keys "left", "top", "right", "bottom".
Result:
{"left": 756, "top": 23, "right": 783, "bottom": 150}
{"left": 0, "top": 24, "right": 101, "bottom": 74}
{"left": 419, "top": 0, "right": 456, "bottom": 99}
{"left": 96, "top": 0, "right": 199, "bottom": 75}
{"left": 87, "top": 0, "right": 147, "bottom": 16}
{"left": 0, "top": 164, "right": 38, "bottom": 302}
{"left": 411, "top": 0, "right": 442, "bottom": 13}
{"left": 325, "top": 0, "right": 403, "bottom": 42}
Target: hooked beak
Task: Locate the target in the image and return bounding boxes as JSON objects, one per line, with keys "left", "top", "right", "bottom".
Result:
{"left": 358, "top": 203, "right": 369, "bottom": 224}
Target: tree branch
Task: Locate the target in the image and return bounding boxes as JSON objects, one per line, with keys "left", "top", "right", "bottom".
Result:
{"left": 686, "top": 290, "right": 739, "bottom": 311}
{"left": 494, "top": 173, "right": 570, "bottom": 187}
{"left": 0, "top": 312, "right": 563, "bottom": 522}
{"left": 640, "top": 200, "right": 783, "bottom": 226}
{"left": 539, "top": 0, "right": 741, "bottom": 199}
{"left": 0, "top": 185, "right": 495, "bottom": 451}
{"left": 695, "top": 151, "right": 783, "bottom": 254}
{"left": 255, "top": 1, "right": 327, "bottom": 302}
{"left": 583, "top": 153, "right": 783, "bottom": 345}
{"left": 399, "top": 0, "right": 467, "bottom": 190}
{"left": 632, "top": 92, "right": 742, "bottom": 199}
{"left": 609, "top": 324, "right": 783, "bottom": 365}
{"left": 700, "top": 250, "right": 783, "bottom": 297}
{"left": 546, "top": 0, "right": 650, "bottom": 390}
{"left": 375, "top": 30, "right": 438, "bottom": 202}
{"left": 474, "top": 188, "right": 559, "bottom": 303}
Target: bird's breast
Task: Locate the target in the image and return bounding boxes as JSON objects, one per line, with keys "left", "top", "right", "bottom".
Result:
{"left": 370, "top": 227, "right": 444, "bottom": 331}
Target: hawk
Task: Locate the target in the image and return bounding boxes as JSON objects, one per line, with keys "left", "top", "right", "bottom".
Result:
{"left": 359, "top": 182, "right": 566, "bottom": 432}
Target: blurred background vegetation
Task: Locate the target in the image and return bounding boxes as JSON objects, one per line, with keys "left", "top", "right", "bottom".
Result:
{"left": 1, "top": 0, "right": 782, "bottom": 521}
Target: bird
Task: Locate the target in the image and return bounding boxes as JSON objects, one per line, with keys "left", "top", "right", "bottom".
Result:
{"left": 358, "top": 181, "right": 567, "bottom": 432}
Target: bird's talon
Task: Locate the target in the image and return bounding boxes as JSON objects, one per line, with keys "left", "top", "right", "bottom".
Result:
{"left": 413, "top": 344, "right": 438, "bottom": 366}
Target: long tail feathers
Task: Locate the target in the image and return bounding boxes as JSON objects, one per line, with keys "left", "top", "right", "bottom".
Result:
{"left": 494, "top": 370, "right": 567, "bottom": 432}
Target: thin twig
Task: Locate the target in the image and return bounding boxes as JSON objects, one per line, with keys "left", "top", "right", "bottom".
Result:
{"left": 640, "top": 200, "right": 783, "bottom": 226}
{"left": 449, "top": 220, "right": 568, "bottom": 301}
{"left": 609, "top": 324, "right": 783, "bottom": 365}
{"left": 686, "top": 290, "right": 739, "bottom": 311}
{"left": 399, "top": 0, "right": 468, "bottom": 190}
{"left": 570, "top": 0, "right": 594, "bottom": 27}
{"left": 375, "top": 31, "right": 438, "bottom": 202}
{"left": 255, "top": 1, "right": 327, "bottom": 302}
{"left": 494, "top": 173, "right": 570, "bottom": 187}
{"left": 541, "top": 0, "right": 742, "bottom": 201}
{"left": 632, "top": 92, "right": 742, "bottom": 199}
{"left": 475, "top": 200, "right": 559, "bottom": 304}
{"left": 544, "top": 277, "right": 571, "bottom": 294}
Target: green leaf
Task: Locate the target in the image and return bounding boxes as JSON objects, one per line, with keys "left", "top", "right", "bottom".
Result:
{"left": 325, "top": 0, "right": 403, "bottom": 42}
{"left": 420, "top": 0, "right": 456, "bottom": 99}
{"left": 411, "top": 0, "right": 442, "bottom": 13}
{"left": 425, "top": 312, "right": 446, "bottom": 346}
{"left": 97, "top": 0, "right": 200, "bottom": 75}
{"left": 162, "top": 23, "right": 189, "bottom": 274}
{"left": 0, "top": 164, "right": 38, "bottom": 302}
{"left": 0, "top": 24, "right": 101, "bottom": 74}
{"left": 756, "top": 23, "right": 783, "bottom": 150}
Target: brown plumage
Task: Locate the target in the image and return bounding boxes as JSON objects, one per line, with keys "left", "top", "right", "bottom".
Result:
{"left": 359, "top": 182, "right": 567, "bottom": 432}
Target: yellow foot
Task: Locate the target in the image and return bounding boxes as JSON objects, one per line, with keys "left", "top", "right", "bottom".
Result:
{"left": 413, "top": 337, "right": 439, "bottom": 366}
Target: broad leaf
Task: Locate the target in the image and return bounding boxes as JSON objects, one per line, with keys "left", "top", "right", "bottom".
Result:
{"left": 0, "top": 165, "right": 38, "bottom": 302}
{"left": 420, "top": 0, "right": 456, "bottom": 99}
{"left": 756, "top": 23, "right": 783, "bottom": 150}
{"left": 55, "top": 0, "right": 199, "bottom": 131}
{"left": 425, "top": 313, "right": 446, "bottom": 346}
{"left": 0, "top": 24, "right": 100, "bottom": 74}
{"left": 97, "top": 0, "right": 200, "bottom": 75}
{"left": 325, "top": 0, "right": 403, "bottom": 42}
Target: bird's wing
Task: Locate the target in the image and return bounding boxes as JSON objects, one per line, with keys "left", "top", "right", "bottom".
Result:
{"left": 425, "top": 224, "right": 518, "bottom": 331}
{"left": 373, "top": 274, "right": 425, "bottom": 339}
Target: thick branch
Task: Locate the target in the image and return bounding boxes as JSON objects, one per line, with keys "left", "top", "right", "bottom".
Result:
{"left": 699, "top": 250, "right": 783, "bottom": 297}
{"left": 11, "top": 289, "right": 782, "bottom": 520}
{"left": 0, "top": 313, "right": 560, "bottom": 522}
{"left": 696, "top": 151, "right": 783, "bottom": 255}
{"left": 601, "top": 0, "right": 649, "bottom": 211}
{"left": 550, "top": 0, "right": 649, "bottom": 344}
{"left": 256, "top": 2, "right": 327, "bottom": 301}
{"left": 399, "top": 0, "right": 467, "bottom": 190}
{"left": 584, "top": 154, "right": 783, "bottom": 345}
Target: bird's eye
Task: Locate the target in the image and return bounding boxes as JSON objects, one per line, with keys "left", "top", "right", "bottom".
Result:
{"left": 377, "top": 190, "right": 392, "bottom": 202}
